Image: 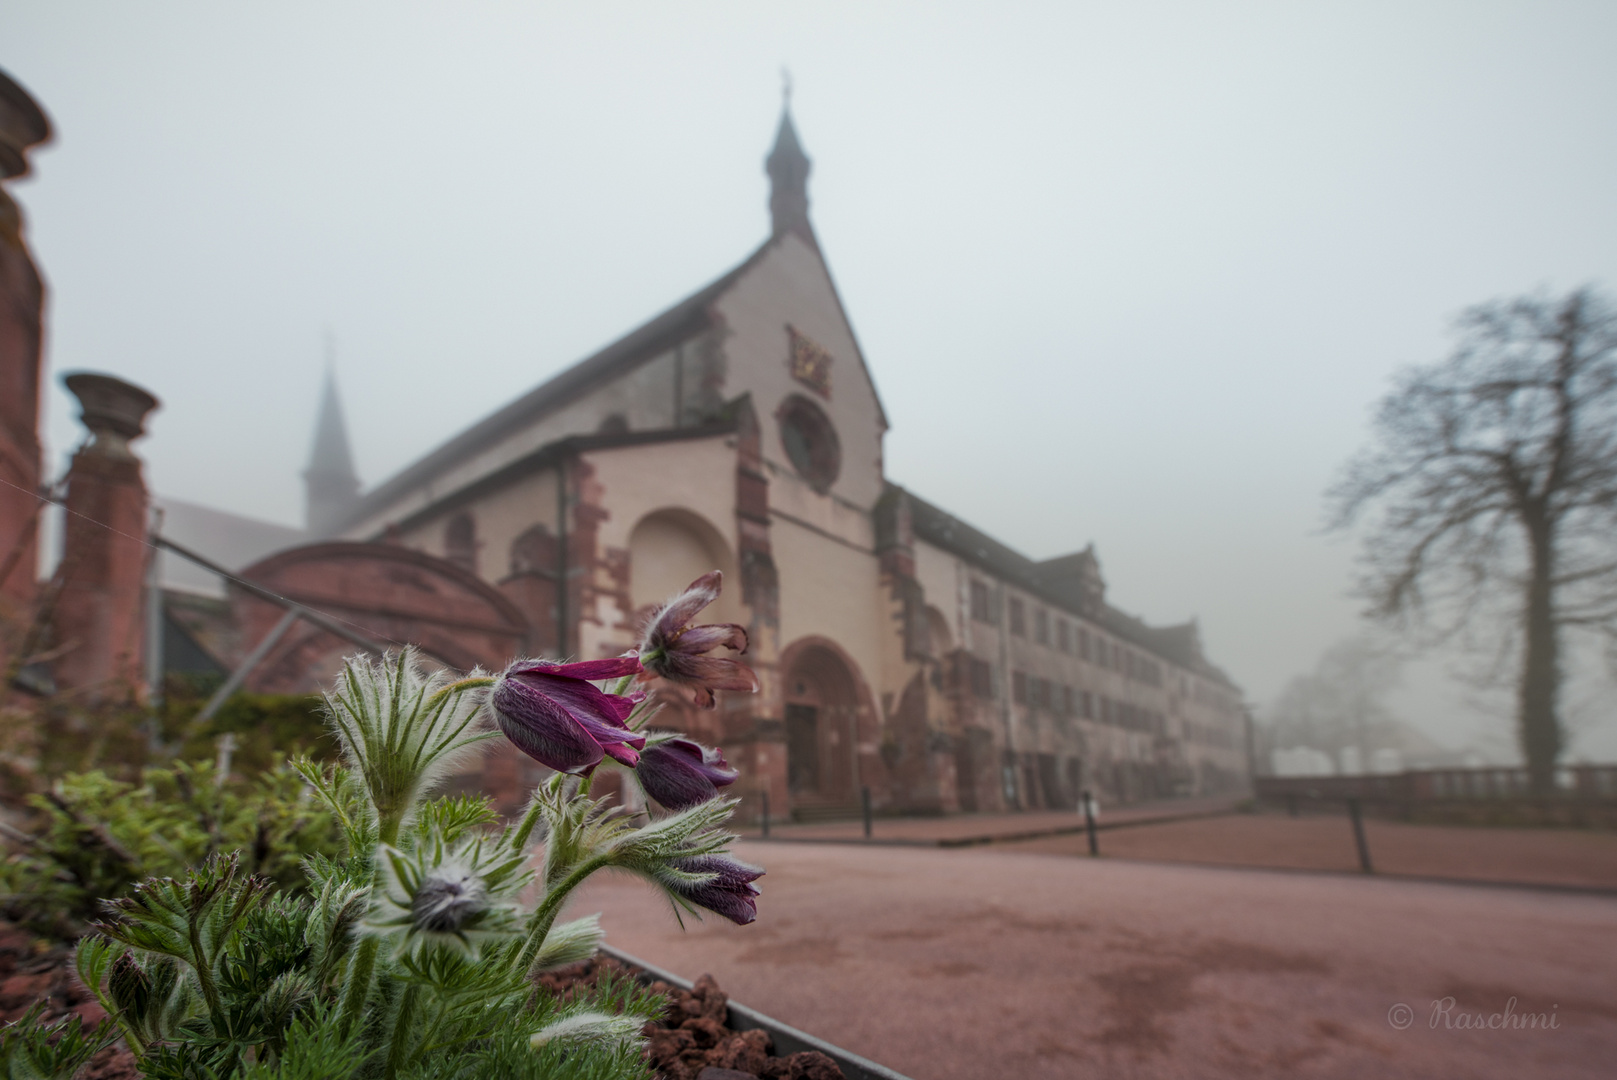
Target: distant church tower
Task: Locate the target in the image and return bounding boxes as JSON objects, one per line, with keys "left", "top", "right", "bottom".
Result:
{"left": 304, "top": 368, "right": 359, "bottom": 536}
{"left": 766, "top": 91, "right": 813, "bottom": 241}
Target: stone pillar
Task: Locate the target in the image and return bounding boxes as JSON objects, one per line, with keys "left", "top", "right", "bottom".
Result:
{"left": 0, "top": 70, "right": 53, "bottom": 657}
{"left": 51, "top": 372, "right": 159, "bottom": 698}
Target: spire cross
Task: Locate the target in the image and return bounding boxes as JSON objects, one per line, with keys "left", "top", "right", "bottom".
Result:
{"left": 781, "top": 67, "right": 793, "bottom": 109}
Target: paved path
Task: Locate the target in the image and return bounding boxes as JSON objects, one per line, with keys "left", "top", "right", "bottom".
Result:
{"left": 574, "top": 840, "right": 1617, "bottom": 1080}
{"left": 739, "top": 795, "right": 1242, "bottom": 845}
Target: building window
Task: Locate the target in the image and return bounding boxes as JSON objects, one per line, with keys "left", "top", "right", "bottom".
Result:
{"left": 1056, "top": 620, "right": 1071, "bottom": 654}
{"left": 970, "top": 658, "right": 995, "bottom": 699}
{"left": 444, "top": 513, "right": 477, "bottom": 574}
{"left": 970, "top": 580, "right": 994, "bottom": 623}
{"left": 1078, "top": 628, "right": 1090, "bottom": 661}
{"left": 1080, "top": 690, "right": 1093, "bottom": 719}
{"left": 1099, "top": 696, "right": 1112, "bottom": 725}
{"left": 1012, "top": 670, "right": 1028, "bottom": 705}
{"left": 1062, "top": 685, "right": 1075, "bottom": 715}
{"left": 1034, "top": 608, "right": 1049, "bottom": 646}
{"left": 1009, "top": 598, "right": 1026, "bottom": 637}
{"left": 777, "top": 394, "right": 841, "bottom": 493}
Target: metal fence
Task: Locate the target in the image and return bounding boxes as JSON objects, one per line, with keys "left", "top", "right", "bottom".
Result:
{"left": 1255, "top": 764, "right": 1617, "bottom": 804}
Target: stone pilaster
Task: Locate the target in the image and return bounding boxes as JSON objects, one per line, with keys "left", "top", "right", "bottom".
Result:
{"left": 51, "top": 373, "right": 159, "bottom": 698}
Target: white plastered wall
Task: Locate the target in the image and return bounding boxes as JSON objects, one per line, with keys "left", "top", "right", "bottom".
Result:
{"left": 713, "top": 232, "right": 887, "bottom": 512}
{"left": 573, "top": 435, "right": 740, "bottom": 661}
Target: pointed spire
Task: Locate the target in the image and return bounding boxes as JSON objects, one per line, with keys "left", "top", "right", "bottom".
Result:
{"left": 766, "top": 74, "right": 813, "bottom": 241}
{"left": 304, "top": 362, "right": 359, "bottom": 536}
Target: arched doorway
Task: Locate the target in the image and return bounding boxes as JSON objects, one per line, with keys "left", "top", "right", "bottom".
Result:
{"left": 781, "top": 642, "right": 863, "bottom": 807}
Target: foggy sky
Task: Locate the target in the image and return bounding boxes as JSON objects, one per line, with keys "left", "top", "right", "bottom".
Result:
{"left": 6, "top": 2, "right": 1617, "bottom": 756}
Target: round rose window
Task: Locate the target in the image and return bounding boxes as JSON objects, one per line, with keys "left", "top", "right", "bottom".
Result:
{"left": 778, "top": 395, "right": 841, "bottom": 493}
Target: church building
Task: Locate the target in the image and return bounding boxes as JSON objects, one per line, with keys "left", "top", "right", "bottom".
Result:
{"left": 291, "top": 106, "right": 1251, "bottom": 819}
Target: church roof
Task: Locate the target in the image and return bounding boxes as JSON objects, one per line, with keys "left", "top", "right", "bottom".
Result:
{"left": 153, "top": 495, "right": 306, "bottom": 597}
{"left": 338, "top": 239, "right": 775, "bottom": 530}
{"left": 900, "top": 484, "right": 1239, "bottom": 689}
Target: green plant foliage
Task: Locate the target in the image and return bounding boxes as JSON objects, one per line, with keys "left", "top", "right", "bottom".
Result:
{"left": 1, "top": 760, "right": 344, "bottom": 940}
{"left": 0, "top": 1002, "right": 119, "bottom": 1080}
{"left": 174, "top": 690, "right": 336, "bottom": 777}
{"left": 62, "top": 646, "right": 758, "bottom": 1080}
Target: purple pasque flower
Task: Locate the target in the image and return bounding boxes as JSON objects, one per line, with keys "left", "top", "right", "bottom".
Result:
{"left": 639, "top": 571, "right": 759, "bottom": 708}
{"left": 490, "top": 656, "right": 646, "bottom": 775}
{"left": 665, "top": 854, "right": 762, "bottom": 925}
{"left": 636, "top": 737, "right": 739, "bottom": 810}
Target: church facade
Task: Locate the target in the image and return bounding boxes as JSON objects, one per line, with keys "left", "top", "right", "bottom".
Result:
{"left": 302, "top": 109, "right": 1251, "bottom": 819}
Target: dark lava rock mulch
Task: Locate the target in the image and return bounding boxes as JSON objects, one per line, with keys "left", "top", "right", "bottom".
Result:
{"left": 537, "top": 956, "right": 844, "bottom": 1080}
{"left": 0, "top": 922, "right": 138, "bottom": 1079}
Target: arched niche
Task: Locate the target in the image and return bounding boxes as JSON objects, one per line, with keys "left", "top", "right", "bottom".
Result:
{"left": 627, "top": 507, "right": 738, "bottom": 624}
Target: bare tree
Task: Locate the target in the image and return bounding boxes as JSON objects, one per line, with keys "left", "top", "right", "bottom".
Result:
{"left": 1330, "top": 287, "right": 1617, "bottom": 793}
{"left": 1265, "top": 637, "right": 1403, "bottom": 770}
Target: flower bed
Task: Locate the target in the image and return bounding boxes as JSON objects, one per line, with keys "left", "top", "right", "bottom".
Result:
{"left": 539, "top": 949, "right": 911, "bottom": 1080}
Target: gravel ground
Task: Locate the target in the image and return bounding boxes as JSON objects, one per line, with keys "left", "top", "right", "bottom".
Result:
{"left": 573, "top": 839, "right": 1617, "bottom": 1080}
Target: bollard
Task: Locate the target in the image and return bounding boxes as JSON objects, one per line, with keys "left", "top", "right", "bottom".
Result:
{"left": 1347, "top": 797, "right": 1373, "bottom": 873}
{"left": 861, "top": 785, "right": 873, "bottom": 839}
{"left": 1082, "top": 789, "right": 1099, "bottom": 857}
{"left": 1287, "top": 793, "right": 1299, "bottom": 818}
{"left": 761, "top": 790, "right": 770, "bottom": 839}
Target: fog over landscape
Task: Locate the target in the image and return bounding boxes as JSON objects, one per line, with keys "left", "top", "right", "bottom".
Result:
{"left": 6, "top": 1, "right": 1617, "bottom": 759}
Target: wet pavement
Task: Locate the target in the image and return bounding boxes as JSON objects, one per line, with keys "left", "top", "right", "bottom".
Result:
{"left": 574, "top": 839, "right": 1617, "bottom": 1080}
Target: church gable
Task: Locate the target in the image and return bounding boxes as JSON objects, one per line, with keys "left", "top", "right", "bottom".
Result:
{"left": 709, "top": 229, "right": 888, "bottom": 510}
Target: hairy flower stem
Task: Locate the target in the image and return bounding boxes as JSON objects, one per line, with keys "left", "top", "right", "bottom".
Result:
{"left": 337, "top": 936, "right": 380, "bottom": 1037}
{"left": 515, "top": 854, "right": 611, "bottom": 973}
{"left": 425, "top": 676, "right": 496, "bottom": 710}
{"left": 381, "top": 983, "right": 420, "bottom": 1080}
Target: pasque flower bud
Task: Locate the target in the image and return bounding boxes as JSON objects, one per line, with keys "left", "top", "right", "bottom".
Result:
{"left": 663, "top": 854, "right": 763, "bottom": 925}
{"left": 490, "top": 656, "right": 646, "bottom": 774}
{"left": 411, "top": 867, "right": 489, "bottom": 934}
{"left": 636, "top": 737, "right": 738, "bottom": 810}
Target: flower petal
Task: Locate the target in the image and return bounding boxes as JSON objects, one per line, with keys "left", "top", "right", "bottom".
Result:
{"left": 550, "top": 656, "right": 645, "bottom": 682}
{"left": 636, "top": 738, "right": 737, "bottom": 810}
{"left": 513, "top": 670, "right": 638, "bottom": 726}
{"left": 673, "top": 623, "right": 748, "bottom": 655}
{"left": 670, "top": 656, "right": 760, "bottom": 694}
{"left": 491, "top": 679, "right": 604, "bottom": 774}
{"left": 652, "top": 571, "right": 723, "bottom": 639}
{"left": 667, "top": 854, "right": 763, "bottom": 925}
